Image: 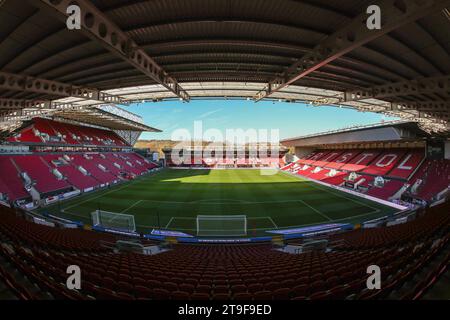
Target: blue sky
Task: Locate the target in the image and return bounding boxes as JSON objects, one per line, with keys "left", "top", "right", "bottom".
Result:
{"left": 125, "top": 100, "right": 398, "bottom": 141}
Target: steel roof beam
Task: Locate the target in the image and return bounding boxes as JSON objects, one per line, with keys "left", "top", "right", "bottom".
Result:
{"left": 0, "top": 98, "right": 83, "bottom": 111}
{"left": 389, "top": 101, "right": 450, "bottom": 113}
{"left": 0, "top": 103, "right": 85, "bottom": 122}
{"left": 254, "top": 0, "right": 450, "bottom": 101}
{"left": 31, "top": 0, "right": 190, "bottom": 101}
{"left": 343, "top": 75, "right": 450, "bottom": 101}
{"left": 0, "top": 98, "right": 51, "bottom": 109}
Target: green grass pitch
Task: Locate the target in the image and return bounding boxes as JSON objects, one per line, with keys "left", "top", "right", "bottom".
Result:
{"left": 39, "top": 169, "right": 398, "bottom": 237}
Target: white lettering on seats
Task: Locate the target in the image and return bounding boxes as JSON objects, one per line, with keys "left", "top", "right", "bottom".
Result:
{"left": 323, "top": 153, "right": 339, "bottom": 162}
{"left": 355, "top": 153, "right": 374, "bottom": 165}
{"left": 336, "top": 153, "right": 353, "bottom": 163}
{"left": 311, "top": 153, "right": 324, "bottom": 160}
{"left": 375, "top": 154, "right": 398, "bottom": 167}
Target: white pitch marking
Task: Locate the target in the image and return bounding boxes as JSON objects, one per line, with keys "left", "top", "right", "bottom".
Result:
{"left": 267, "top": 216, "right": 279, "bottom": 229}
{"left": 298, "top": 199, "right": 333, "bottom": 221}
{"left": 164, "top": 216, "right": 175, "bottom": 229}
{"left": 120, "top": 200, "right": 144, "bottom": 214}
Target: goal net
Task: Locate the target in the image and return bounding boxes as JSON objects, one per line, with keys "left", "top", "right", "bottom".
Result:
{"left": 91, "top": 210, "right": 136, "bottom": 232}
{"left": 196, "top": 215, "right": 247, "bottom": 237}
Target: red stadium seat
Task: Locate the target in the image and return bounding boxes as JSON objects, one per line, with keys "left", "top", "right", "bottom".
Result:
{"left": 0, "top": 201, "right": 448, "bottom": 301}
{"left": 253, "top": 291, "right": 272, "bottom": 300}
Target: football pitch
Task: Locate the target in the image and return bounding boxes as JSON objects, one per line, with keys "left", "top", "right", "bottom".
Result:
{"left": 40, "top": 169, "right": 398, "bottom": 237}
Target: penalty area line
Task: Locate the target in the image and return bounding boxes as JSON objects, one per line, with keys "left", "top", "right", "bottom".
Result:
{"left": 120, "top": 200, "right": 144, "bottom": 214}
{"left": 298, "top": 199, "right": 333, "bottom": 221}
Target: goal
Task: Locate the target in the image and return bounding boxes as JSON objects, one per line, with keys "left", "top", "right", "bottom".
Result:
{"left": 196, "top": 215, "right": 247, "bottom": 237}
{"left": 91, "top": 210, "right": 136, "bottom": 232}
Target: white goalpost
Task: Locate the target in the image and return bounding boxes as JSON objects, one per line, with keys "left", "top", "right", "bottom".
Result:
{"left": 196, "top": 215, "right": 247, "bottom": 237}
{"left": 91, "top": 210, "right": 136, "bottom": 232}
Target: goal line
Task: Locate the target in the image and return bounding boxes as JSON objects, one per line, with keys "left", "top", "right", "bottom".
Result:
{"left": 196, "top": 215, "right": 247, "bottom": 237}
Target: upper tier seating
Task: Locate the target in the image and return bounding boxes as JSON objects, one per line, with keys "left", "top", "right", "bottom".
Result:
{"left": 355, "top": 175, "right": 374, "bottom": 189}
{"left": 13, "top": 156, "right": 70, "bottom": 194}
{"left": 8, "top": 127, "right": 43, "bottom": 143}
{"left": 93, "top": 154, "right": 123, "bottom": 176}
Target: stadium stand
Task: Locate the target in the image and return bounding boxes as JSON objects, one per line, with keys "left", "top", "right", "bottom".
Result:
{"left": 324, "top": 151, "right": 361, "bottom": 170}
{"left": 366, "top": 180, "right": 406, "bottom": 200}
{"left": 67, "top": 154, "right": 119, "bottom": 185}
{"left": 0, "top": 157, "right": 30, "bottom": 202}
{"left": 0, "top": 152, "right": 157, "bottom": 200}
{"left": 407, "top": 159, "right": 450, "bottom": 202}
{"left": 8, "top": 118, "right": 127, "bottom": 147}
{"left": 362, "top": 150, "right": 408, "bottom": 176}
{"left": 0, "top": 117, "right": 159, "bottom": 209}
{"left": 281, "top": 146, "right": 450, "bottom": 206}
{"left": 13, "top": 155, "right": 70, "bottom": 195}
{"left": 340, "top": 150, "right": 381, "bottom": 172}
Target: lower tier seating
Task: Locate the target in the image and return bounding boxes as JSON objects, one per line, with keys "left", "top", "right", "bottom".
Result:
{"left": 0, "top": 202, "right": 448, "bottom": 300}
{"left": 284, "top": 148, "right": 449, "bottom": 204}
{"left": 0, "top": 152, "right": 158, "bottom": 202}
{"left": 70, "top": 154, "right": 119, "bottom": 185}
{"left": 0, "top": 208, "right": 116, "bottom": 252}
{"left": 330, "top": 202, "right": 450, "bottom": 249}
